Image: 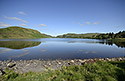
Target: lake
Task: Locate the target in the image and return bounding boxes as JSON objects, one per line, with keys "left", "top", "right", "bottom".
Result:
{"left": 0, "top": 38, "right": 125, "bottom": 60}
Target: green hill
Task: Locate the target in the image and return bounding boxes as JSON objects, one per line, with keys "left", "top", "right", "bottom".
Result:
{"left": 0, "top": 26, "right": 52, "bottom": 39}
{"left": 56, "top": 33, "right": 100, "bottom": 38}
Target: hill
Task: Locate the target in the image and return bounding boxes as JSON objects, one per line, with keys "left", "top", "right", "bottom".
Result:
{"left": 0, "top": 26, "right": 52, "bottom": 39}
{"left": 56, "top": 33, "right": 100, "bottom": 38}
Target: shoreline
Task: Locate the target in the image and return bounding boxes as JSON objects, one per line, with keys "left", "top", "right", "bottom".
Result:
{"left": 0, "top": 57, "right": 125, "bottom": 74}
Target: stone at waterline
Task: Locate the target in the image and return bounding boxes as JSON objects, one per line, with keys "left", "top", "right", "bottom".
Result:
{"left": 0, "top": 69, "right": 5, "bottom": 75}
{"left": 7, "top": 63, "right": 16, "bottom": 68}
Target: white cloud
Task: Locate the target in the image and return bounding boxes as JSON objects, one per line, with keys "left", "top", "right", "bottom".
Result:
{"left": 77, "top": 22, "right": 83, "bottom": 27}
{"left": 80, "top": 24, "right": 83, "bottom": 26}
{"left": 78, "top": 22, "right": 80, "bottom": 24}
{"left": 0, "top": 22, "right": 10, "bottom": 27}
{"left": 19, "top": 24, "right": 27, "bottom": 26}
{"left": 94, "top": 22, "right": 99, "bottom": 24}
{"left": 4, "top": 16, "right": 28, "bottom": 23}
{"left": 85, "top": 22, "right": 90, "bottom": 25}
{"left": 18, "top": 11, "right": 26, "bottom": 15}
{"left": 38, "top": 24, "right": 47, "bottom": 27}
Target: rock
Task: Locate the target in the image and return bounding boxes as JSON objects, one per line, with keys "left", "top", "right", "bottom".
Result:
{"left": 68, "top": 62, "right": 70, "bottom": 65}
{"left": 94, "top": 58, "right": 97, "bottom": 61}
{"left": 90, "top": 59, "right": 94, "bottom": 62}
{"left": 105, "top": 58, "right": 109, "bottom": 61}
{"left": 123, "top": 58, "right": 125, "bottom": 61}
{"left": 70, "top": 60, "right": 74, "bottom": 63}
{"left": 44, "top": 65, "right": 47, "bottom": 68}
{"left": 111, "top": 58, "right": 115, "bottom": 61}
{"left": 7, "top": 63, "right": 16, "bottom": 68}
{"left": 0, "top": 71, "right": 2, "bottom": 76}
{"left": 107, "top": 58, "right": 111, "bottom": 61}
{"left": 78, "top": 59, "right": 82, "bottom": 62}
{"left": 0, "top": 69, "right": 5, "bottom": 75}
{"left": 48, "top": 63, "right": 51, "bottom": 66}
{"left": 26, "top": 64, "right": 30, "bottom": 66}
{"left": 58, "top": 62, "right": 61, "bottom": 65}
{"left": 81, "top": 62, "right": 85, "bottom": 65}
{"left": 79, "top": 59, "right": 86, "bottom": 63}
{"left": 98, "top": 59, "right": 102, "bottom": 61}
{"left": 101, "top": 58, "right": 104, "bottom": 61}
{"left": 119, "top": 58, "right": 122, "bottom": 61}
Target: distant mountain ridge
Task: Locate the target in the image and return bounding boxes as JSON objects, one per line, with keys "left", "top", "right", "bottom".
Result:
{"left": 56, "top": 31, "right": 125, "bottom": 39}
{"left": 56, "top": 33, "right": 101, "bottom": 38}
{"left": 0, "top": 26, "right": 52, "bottom": 39}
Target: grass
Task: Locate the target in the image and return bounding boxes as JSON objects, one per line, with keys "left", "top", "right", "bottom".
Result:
{"left": 0, "top": 61, "right": 125, "bottom": 81}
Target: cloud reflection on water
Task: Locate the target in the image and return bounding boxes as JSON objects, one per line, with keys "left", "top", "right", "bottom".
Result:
{"left": 40, "top": 49, "right": 47, "bottom": 52}
{"left": 10, "top": 52, "right": 30, "bottom": 58}
{"left": 0, "top": 49, "right": 13, "bottom": 54}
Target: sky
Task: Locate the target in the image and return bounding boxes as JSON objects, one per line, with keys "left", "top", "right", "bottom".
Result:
{"left": 0, "top": 0, "right": 124, "bottom": 36}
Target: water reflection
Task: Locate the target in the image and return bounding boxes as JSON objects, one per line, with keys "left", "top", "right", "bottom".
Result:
{"left": 98, "top": 41, "right": 125, "bottom": 48}
{"left": 40, "top": 49, "right": 47, "bottom": 52}
{"left": 0, "top": 41, "right": 41, "bottom": 49}
{"left": 67, "top": 40, "right": 125, "bottom": 48}
{"left": 0, "top": 49, "right": 13, "bottom": 54}
{"left": 22, "top": 49, "right": 29, "bottom": 51}
{"left": 10, "top": 52, "right": 30, "bottom": 58}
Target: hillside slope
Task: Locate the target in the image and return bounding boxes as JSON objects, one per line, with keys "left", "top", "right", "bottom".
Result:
{"left": 0, "top": 26, "right": 51, "bottom": 39}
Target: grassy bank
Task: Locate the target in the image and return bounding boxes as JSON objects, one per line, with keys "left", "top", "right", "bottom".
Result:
{"left": 0, "top": 61, "right": 125, "bottom": 81}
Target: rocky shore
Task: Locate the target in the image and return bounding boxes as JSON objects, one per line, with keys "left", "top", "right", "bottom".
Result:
{"left": 0, "top": 57, "right": 125, "bottom": 74}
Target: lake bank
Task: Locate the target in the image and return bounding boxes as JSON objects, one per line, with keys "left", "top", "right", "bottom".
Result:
{"left": 0, "top": 57, "right": 125, "bottom": 81}
{"left": 0, "top": 57, "right": 125, "bottom": 74}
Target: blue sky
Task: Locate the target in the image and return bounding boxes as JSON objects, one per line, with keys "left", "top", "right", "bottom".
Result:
{"left": 0, "top": 0, "right": 124, "bottom": 36}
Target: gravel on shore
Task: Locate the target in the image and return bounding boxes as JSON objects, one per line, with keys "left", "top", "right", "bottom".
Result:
{"left": 0, "top": 57, "right": 125, "bottom": 74}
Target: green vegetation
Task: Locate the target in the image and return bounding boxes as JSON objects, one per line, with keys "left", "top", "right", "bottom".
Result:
{"left": 95, "top": 31, "right": 125, "bottom": 39}
{"left": 97, "top": 38, "right": 125, "bottom": 48}
{"left": 0, "top": 26, "right": 52, "bottom": 39}
{"left": 0, "top": 41, "right": 41, "bottom": 49}
{"left": 56, "top": 33, "right": 100, "bottom": 38}
{"left": 0, "top": 61, "right": 125, "bottom": 81}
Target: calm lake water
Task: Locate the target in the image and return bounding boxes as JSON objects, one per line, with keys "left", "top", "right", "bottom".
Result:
{"left": 0, "top": 38, "right": 125, "bottom": 60}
